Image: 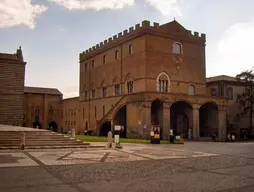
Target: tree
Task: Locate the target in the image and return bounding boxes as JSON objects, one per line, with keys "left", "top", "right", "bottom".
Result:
{"left": 236, "top": 70, "right": 254, "bottom": 138}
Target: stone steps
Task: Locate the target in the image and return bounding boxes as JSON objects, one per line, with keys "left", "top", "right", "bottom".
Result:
{"left": 0, "top": 125, "right": 93, "bottom": 149}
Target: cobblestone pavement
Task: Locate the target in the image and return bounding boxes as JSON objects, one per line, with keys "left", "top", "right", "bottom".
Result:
{"left": 1, "top": 141, "right": 254, "bottom": 192}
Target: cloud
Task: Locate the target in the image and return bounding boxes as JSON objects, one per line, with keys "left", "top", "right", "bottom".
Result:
{"left": 55, "top": 25, "right": 66, "bottom": 32}
{"left": 49, "top": 0, "right": 135, "bottom": 11}
{"left": 49, "top": 0, "right": 183, "bottom": 15}
{"left": 144, "top": 0, "right": 183, "bottom": 16}
{"left": 207, "top": 19, "right": 254, "bottom": 76}
{"left": 0, "top": 0, "right": 48, "bottom": 29}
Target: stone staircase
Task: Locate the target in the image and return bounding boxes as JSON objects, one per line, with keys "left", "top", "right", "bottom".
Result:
{"left": 0, "top": 125, "right": 96, "bottom": 150}
{"left": 96, "top": 95, "right": 128, "bottom": 131}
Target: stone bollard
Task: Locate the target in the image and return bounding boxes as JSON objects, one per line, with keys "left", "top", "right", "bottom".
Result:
{"left": 107, "top": 131, "right": 112, "bottom": 148}
{"left": 20, "top": 132, "right": 26, "bottom": 150}
{"left": 71, "top": 128, "right": 75, "bottom": 138}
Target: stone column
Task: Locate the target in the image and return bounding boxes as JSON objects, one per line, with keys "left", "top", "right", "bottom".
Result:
{"left": 218, "top": 106, "right": 227, "bottom": 142}
{"left": 141, "top": 102, "right": 151, "bottom": 139}
{"left": 192, "top": 104, "right": 200, "bottom": 140}
{"left": 43, "top": 94, "right": 48, "bottom": 129}
{"left": 163, "top": 102, "right": 171, "bottom": 140}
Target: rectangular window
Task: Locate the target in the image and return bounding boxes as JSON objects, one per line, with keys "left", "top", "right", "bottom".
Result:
{"left": 83, "top": 108, "right": 84, "bottom": 118}
{"left": 102, "top": 87, "right": 107, "bottom": 97}
{"left": 85, "top": 63, "right": 88, "bottom": 71}
{"left": 103, "top": 55, "right": 107, "bottom": 64}
{"left": 74, "top": 121, "right": 76, "bottom": 126}
{"left": 114, "top": 84, "right": 120, "bottom": 96}
{"left": 129, "top": 44, "right": 132, "bottom": 54}
{"left": 74, "top": 110, "right": 76, "bottom": 116}
{"left": 95, "top": 106, "right": 97, "bottom": 118}
{"left": 115, "top": 50, "right": 119, "bottom": 59}
{"left": 103, "top": 105, "right": 105, "bottom": 116}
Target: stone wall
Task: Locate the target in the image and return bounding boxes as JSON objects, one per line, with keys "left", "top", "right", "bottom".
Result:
{"left": 0, "top": 48, "right": 26, "bottom": 126}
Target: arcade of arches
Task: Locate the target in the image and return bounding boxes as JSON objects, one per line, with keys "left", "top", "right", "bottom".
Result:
{"left": 99, "top": 100, "right": 226, "bottom": 141}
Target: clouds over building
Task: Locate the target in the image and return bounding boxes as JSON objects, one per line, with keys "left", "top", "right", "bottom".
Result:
{"left": 0, "top": 0, "right": 183, "bottom": 29}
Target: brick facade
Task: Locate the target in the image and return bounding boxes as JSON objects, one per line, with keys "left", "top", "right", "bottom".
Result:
{"left": 79, "top": 20, "right": 228, "bottom": 141}
{"left": 0, "top": 47, "right": 26, "bottom": 126}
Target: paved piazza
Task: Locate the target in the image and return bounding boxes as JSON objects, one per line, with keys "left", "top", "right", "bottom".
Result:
{"left": 1, "top": 142, "right": 254, "bottom": 192}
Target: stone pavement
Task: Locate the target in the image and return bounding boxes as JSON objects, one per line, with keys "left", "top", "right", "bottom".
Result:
{"left": 1, "top": 141, "right": 254, "bottom": 192}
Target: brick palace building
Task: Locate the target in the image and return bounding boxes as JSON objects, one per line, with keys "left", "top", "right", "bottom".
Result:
{"left": 79, "top": 20, "right": 228, "bottom": 141}
{"left": 1, "top": 20, "right": 251, "bottom": 141}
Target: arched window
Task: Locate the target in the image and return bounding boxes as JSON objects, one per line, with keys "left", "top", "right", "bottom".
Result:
{"left": 113, "top": 77, "right": 121, "bottom": 96}
{"left": 156, "top": 72, "right": 170, "bottom": 93}
{"left": 188, "top": 85, "right": 195, "bottom": 96}
{"left": 172, "top": 42, "right": 182, "bottom": 54}
{"left": 227, "top": 87, "right": 233, "bottom": 99}
{"left": 126, "top": 74, "right": 134, "bottom": 94}
{"left": 90, "top": 83, "right": 96, "bottom": 99}
{"left": 101, "top": 80, "right": 107, "bottom": 97}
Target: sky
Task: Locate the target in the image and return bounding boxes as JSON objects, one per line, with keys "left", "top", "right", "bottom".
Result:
{"left": 1, "top": 0, "right": 254, "bottom": 98}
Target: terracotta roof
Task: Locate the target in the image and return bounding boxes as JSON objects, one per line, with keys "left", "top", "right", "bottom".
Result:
{"left": 206, "top": 75, "right": 238, "bottom": 83}
{"left": 24, "top": 86, "right": 62, "bottom": 95}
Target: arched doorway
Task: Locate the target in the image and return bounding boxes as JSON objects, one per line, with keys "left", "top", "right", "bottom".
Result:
{"left": 113, "top": 105, "right": 127, "bottom": 138}
{"left": 48, "top": 121, "right": 58, "bottom": 132}
{"left": 99, "top": 121, "right": 111, "bottom": 136}
{"left": 150, "top": 99, "right": 164, "bottom": 139}
{"left": 170, "top": 101, "right": 193, "bottom": 138}
{"left": 199, "top": 102, "right": 219, "bottom": 138}
{"left": 33, "top": 121, "right": 42, "bottom": 129}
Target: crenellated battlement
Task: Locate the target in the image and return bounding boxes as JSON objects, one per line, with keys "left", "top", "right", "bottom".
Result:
{"left": 80, "top": 20, "right": 206, "bottom": 60}
{"left": 80, "top": 20, "right": 162, "bottom": 59}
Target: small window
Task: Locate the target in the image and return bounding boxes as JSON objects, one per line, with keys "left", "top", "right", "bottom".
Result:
{"left": 114, "top": 84, "right": 120, "bottom": 96}
{"left": 211, "top": 88, "right": 217, "bottom": 96}
{"left": 95, "top": 106, "right": 97, "bottom": 118}
{"left": 74, "top": 110, "right": 76, "bottom": 116}
{"left": 103, "top": 55, "right": 107, "bottom": 64}
{"left": 74, "top": 121, "right": 76, "bottom": 126}
{"left": 127, "top": 81, "right": 133, "bottom": 94}
{"left": 91, "top": 89, "right": 95, "bottom": 99}
{"left": 92, "top": 60, "right": 95, "bottom": 68}
{"left": 172, "top": 42, "right": 182, "bottom": 54}
{"left": 84, "top": 91, "right": 88, "bottom": 100}
{"left": 188, "top": 85, "right": 195, "bottom": 96}
{"left": 83, "top": 108, "right": 85, "bottom": 118}
{"left": 129, "top": 44, "right": 132, "bottom": 54}
{"left": 115, "top": 50, "right": 119, "bottom": 59}
{"left": 227, "top": 87, "right": 233, "bottom": 99}
{"left": 102, "top": 87, "right": 107, "bottom": 97}
{"left": 85, "top": 63, "right": 88, "bottom": 71}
